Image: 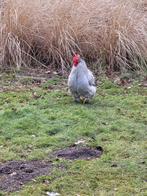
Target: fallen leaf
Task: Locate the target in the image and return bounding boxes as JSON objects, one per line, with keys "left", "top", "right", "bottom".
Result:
{"left": 46, "top": 192, "right": 60, "bottom": 196}
{"left": 75, "top": 139, "right": 86, "bottom": 145}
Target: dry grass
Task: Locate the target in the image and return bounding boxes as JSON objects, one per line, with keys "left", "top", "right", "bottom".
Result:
{"left": 0, "top": 0, "right": 147, "bottom": 72}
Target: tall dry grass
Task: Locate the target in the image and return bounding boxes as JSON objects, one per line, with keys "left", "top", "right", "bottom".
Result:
{"left": 0, "top": 0, "right": 147, "bottom": 72}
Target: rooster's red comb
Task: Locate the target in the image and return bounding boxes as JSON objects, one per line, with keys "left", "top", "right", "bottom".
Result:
{"left": 73, "top": 54, "right": 80, "bottom": 66}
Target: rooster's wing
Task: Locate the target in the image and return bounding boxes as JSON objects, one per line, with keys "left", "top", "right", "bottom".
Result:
{"left": 87, "top": 70, "right": 96, "bottom": 86}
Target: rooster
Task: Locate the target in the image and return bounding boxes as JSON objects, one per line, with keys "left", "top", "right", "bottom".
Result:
{"left": 68, "top": 54, "right": 96, "bottom": 103}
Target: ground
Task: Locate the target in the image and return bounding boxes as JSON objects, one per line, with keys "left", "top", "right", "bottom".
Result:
{"left": 0, "top": 72, "right": 146, "bottom": 196}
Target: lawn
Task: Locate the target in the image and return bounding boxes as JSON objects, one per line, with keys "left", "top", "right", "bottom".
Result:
{"left": 0, "top": 75, "right": 146, "bottom": 195}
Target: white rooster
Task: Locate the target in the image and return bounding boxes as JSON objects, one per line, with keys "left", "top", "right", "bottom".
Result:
{"left": 68, "top": 54, "right": 96, "bottom": 103}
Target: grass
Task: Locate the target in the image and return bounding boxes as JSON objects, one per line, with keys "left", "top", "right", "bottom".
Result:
{"left": 1, "top": 0, "right": 147, "bottom": 71}
{"left": 0, "top": 75, "right": 146, "bottom": 195}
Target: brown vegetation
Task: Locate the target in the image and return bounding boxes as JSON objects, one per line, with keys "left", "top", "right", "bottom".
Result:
{"left": 0, "top": 0, "right": 147, "bottom": 72}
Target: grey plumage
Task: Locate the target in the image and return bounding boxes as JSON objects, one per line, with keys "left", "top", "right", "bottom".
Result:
{"left": 68, "top": 59, "right": 96, "bottom": 102}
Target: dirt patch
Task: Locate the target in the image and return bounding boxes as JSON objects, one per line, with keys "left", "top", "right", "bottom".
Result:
{"left": 0, "top": 160, "right": 52, "bottom": 192}
{"left": 55, "top": 146, "right": 103, "bottom": 160}
{"left": 0, "top": 146, "right": 103, "bottom": 192}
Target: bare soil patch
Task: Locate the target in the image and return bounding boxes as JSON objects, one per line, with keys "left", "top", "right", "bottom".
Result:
{"left": 0, "top": 160, "right": 52, "bottom": 192}
{"left": 55, "top": 146, "right": 103, "bottom": 160}
{"left": 0, "top": 146, "right": 103, "bottom": 192}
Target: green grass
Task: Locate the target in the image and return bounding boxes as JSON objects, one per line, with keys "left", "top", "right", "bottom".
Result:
{"left": 0, "top": 76, "right": 147, "bottom": 195}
